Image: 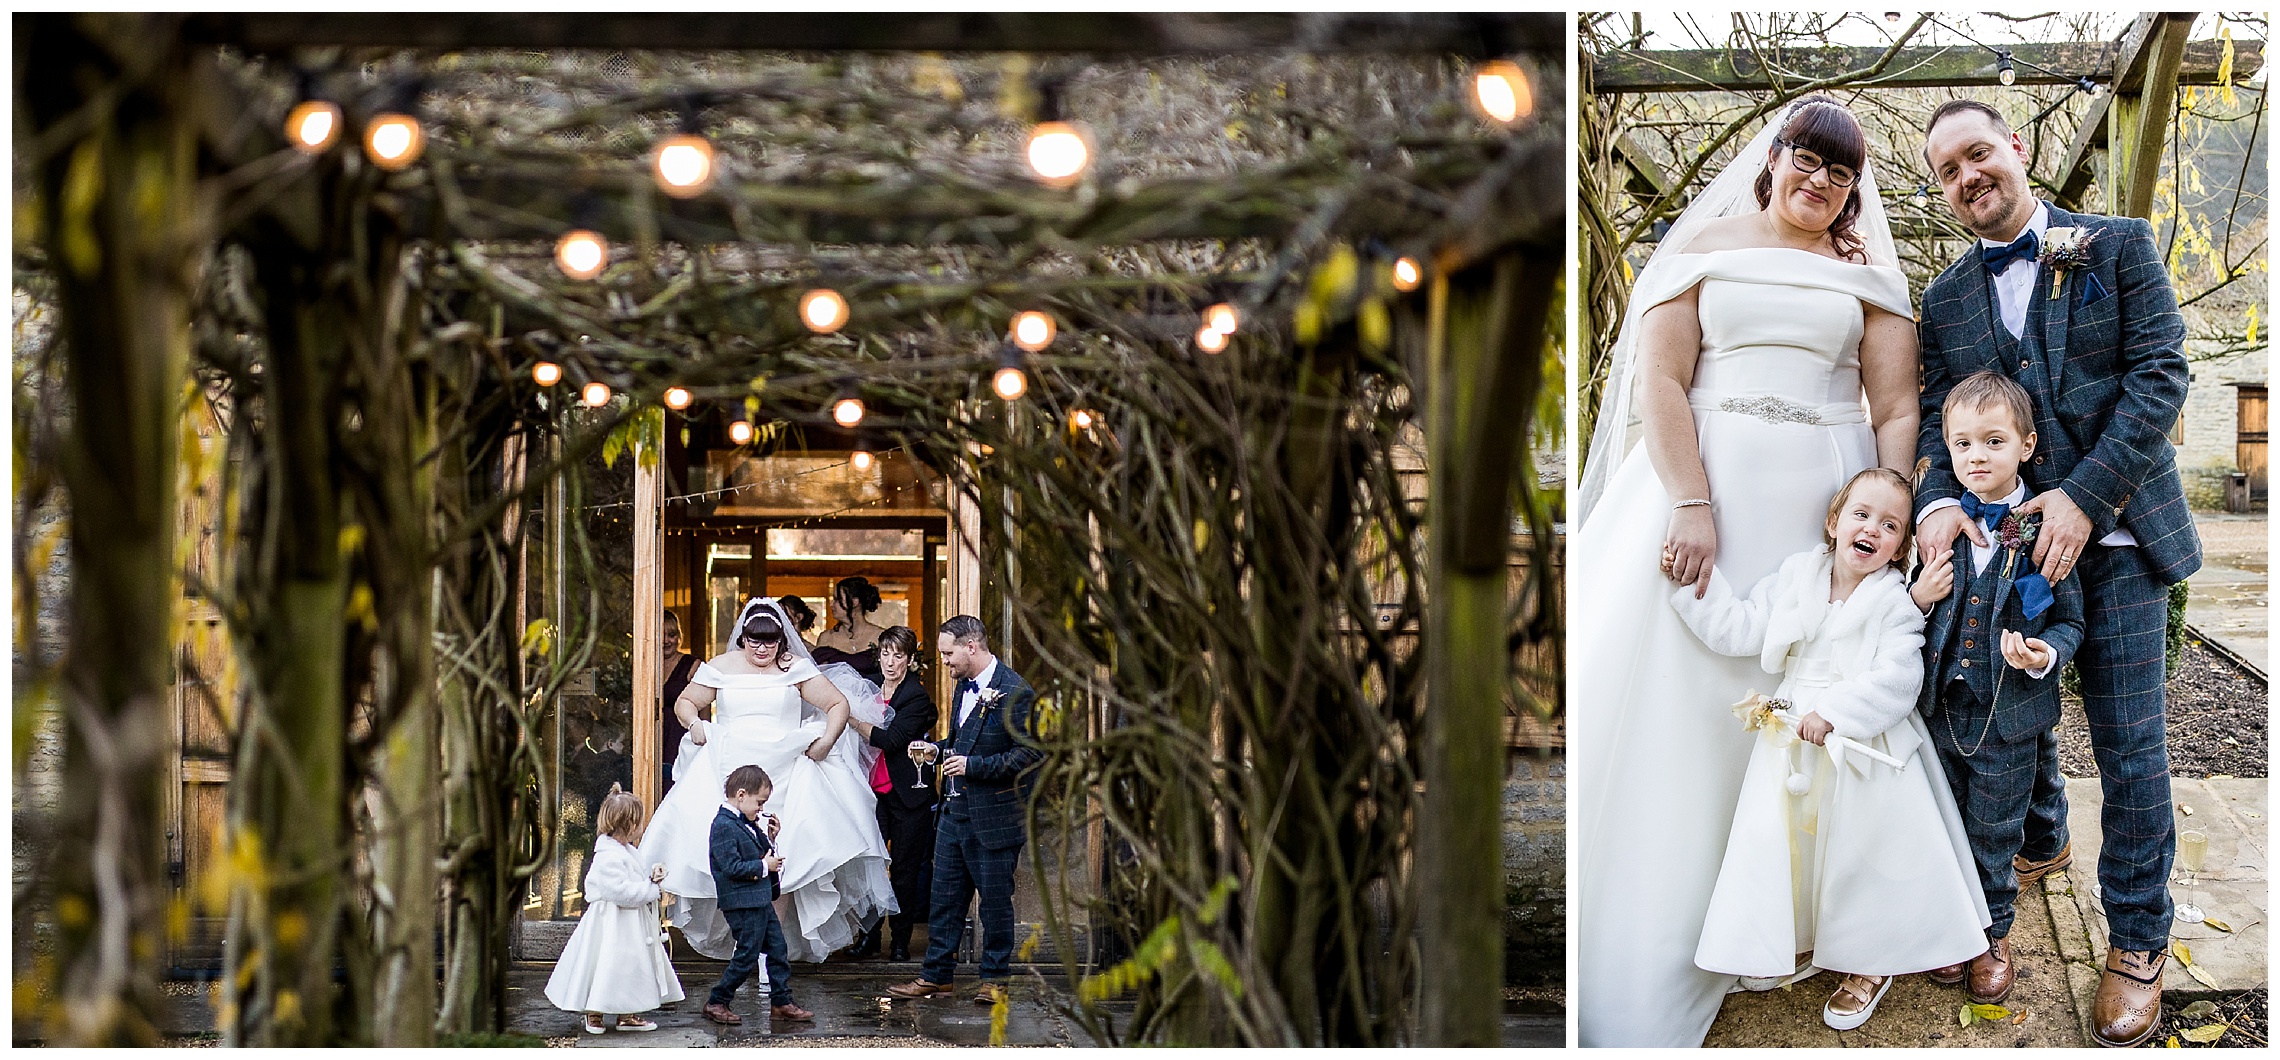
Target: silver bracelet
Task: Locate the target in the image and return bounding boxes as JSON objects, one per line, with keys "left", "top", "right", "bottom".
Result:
{"left": 1672, "top": 498, "right": 1712, "bottom": 510}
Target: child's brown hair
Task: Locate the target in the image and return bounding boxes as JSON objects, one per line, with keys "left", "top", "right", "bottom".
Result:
{"left": 1941, "top": 370, "right": 2037, "bottom": 438}
{"left": 596, "top": 783, "right": 647, "bottom": 845}
{"left": 1821, "top": 467, "right": 1916, "bottom": 569}
{"left": 723, "top": 764, "right": 772, "bottom": 800}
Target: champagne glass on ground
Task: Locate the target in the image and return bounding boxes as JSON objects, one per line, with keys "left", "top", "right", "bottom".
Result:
{"left": 2174, "top": 828, "right": 2209, "bottom": 924}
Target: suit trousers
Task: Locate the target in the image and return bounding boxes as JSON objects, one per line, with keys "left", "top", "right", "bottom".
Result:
{"left": 1930, "top": 681, "right": 2042, "bottom": 939}
{"left": 878, "top": 796, "right": 936, "bottom": 949}
{"left": 2023, "top": 543, "right": 2175, "bottom": 950}
{"left": 921, "top": 803, "right": 1022, "bottom": 984}
{"left": 709, "top": 905, "right": 793, "bottom": 1009}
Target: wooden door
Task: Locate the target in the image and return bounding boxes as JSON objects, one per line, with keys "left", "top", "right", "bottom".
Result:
{"left": 2237, "top": 384, "right": 2267, "bottom": 498}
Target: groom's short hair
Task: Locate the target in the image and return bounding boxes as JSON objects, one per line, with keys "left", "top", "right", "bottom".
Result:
{"left": 1924, "top": 99, "right": 2009, "bottom": 138}
{"left": 939, "top": 615, "right": 988, "bottom": 649}
{"left": 1944, "top": 371, "right": 2037, "bottom": 437}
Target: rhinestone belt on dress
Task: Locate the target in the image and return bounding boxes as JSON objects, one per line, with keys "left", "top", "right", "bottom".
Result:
{"left": 1718, "top": 395, "right": 1826, "bottom": 426}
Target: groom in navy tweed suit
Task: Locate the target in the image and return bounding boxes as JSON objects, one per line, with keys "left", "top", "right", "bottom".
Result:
{"left": 1915, "top": 100, "right": 2200, "bottom": 1048}
{"left": 886, "top": 615, "right": 1042, "bottom": 1004}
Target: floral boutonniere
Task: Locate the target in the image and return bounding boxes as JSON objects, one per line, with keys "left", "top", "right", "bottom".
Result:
{"left": 976, "top": 688, "right": 1006, "bottom": 715}
{"left": 1993, "top": 509, "right": 2042, "bottom": 553}
{"left": 2039, "top": 227, "right": 2092, "bottom": 297}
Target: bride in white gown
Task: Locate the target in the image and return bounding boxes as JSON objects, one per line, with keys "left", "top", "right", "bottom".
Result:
{"left": 641, "top": 598, "right": 897, "bottom": 962}
{"left": 1573, "top": 99, "right": 1929, "bottom": 1047}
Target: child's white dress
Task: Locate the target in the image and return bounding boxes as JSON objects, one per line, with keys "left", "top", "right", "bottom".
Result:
{"left": 544, "top": 836, "right": 687, "bottom": 1014}
{"left": 1672, "top": 547, "right": 1991, "bottom": 979}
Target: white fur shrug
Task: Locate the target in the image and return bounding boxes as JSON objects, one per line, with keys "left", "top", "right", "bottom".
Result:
{"left": 1670, "top": 546, "right": 1926, "bottom": 742}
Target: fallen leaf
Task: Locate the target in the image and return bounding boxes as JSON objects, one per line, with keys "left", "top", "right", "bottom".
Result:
{"left": 1969, "top": 1004, "right": 2012, "bottom": 1022}
{"left": 1959, "top": 1004, "right": 1976, "bottom": 1028}
{"left": 2165, "top": 1033, "right": 2181, "bottom": 1047}
{"left": 2180, "top": 804, "right": 2195, "bottom": 816}
{"left": 2207, "top": 772, "right": 2235, "bottom": 780}
{"left": 2181, "top": 1024, "right": 2229, "bottom": 1043}
{"left": 2181, "top": 1000, "right": 2220, "bottom": 1020}
{"left": 2183, "top": 961, "right": 2220, "bottom": 989}
{"left": 2173, "top": 942, "right": 2194, "bottom": 966}
{"left": 2009, "top": 1010, "right": 2030, "bottom": 1025}
{"left": 2202, "top": 917, "right": 2233, "bottom": 933}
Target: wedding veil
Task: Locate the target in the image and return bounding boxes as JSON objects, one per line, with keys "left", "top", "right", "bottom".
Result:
{"left": 723, "top": 596, "right": 890, "bottom": 770}
{"left": 1575, "top": 98, "right": 1898, "bottom": 526}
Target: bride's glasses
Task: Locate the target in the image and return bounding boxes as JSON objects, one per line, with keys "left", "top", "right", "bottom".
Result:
{"left": 1775, "top": 140, "right": 1859, "bottom": 188}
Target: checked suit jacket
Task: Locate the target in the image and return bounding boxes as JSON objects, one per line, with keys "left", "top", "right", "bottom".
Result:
{"left": 1914, "top": 201, "right": 2202, "bottom": 586}
{"left": 939, "top": 662, "right": 1044, "bottom": 852}
{"left": 1914, "top": 525, "right": 2086, "bottom": 743}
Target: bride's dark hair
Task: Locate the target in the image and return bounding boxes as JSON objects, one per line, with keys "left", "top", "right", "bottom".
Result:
{"left": 736, "top": 611, "right": 795, "bottom": 671}
{"left": 1753, "top": 97, "right": 1868, "bottom": 263}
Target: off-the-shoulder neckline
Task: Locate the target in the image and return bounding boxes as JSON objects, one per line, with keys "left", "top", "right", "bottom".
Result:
{"left": 1670, "top": 245, "right": 1890, "bottom": 268}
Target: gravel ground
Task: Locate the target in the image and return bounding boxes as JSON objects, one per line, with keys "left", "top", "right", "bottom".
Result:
{"left": 2057, "top": 638, "right": 2268, "bottom": 780}
{"left": 2161, "top": 988, "right": 2268, "bottom": 1048}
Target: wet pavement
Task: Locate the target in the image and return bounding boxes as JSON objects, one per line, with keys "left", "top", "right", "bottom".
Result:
{"left": 511, "top": 965, "right": 1074, "bottom": 1046}
{"left": 2186, "top": 513, "right": 2266, "bottom": 674}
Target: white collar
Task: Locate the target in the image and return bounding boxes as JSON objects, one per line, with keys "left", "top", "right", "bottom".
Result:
{"left": 1968, "top": 480, "right": 2029, "bottom": 508}
{"left": 720, "top": 801, "right": 757, "bottom": 822}
{"left": 966, "top": 656, "right": 998, "bottom": 694}
{"left": 1980, "top": 200, "right": 2050, "bottom": 250}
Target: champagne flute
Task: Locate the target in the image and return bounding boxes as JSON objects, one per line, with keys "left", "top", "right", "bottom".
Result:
{"left": 908, "top": 741, "right": 937, "bottom": 790}
{"left": 2174, "top": 828, "right": 2209, "bottom": 924}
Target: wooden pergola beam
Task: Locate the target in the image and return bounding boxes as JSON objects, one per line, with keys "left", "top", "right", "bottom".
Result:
{"left": 1591, "top": 37, "right": 2257, "bottom": 93}
{"left": 184, "top": 12, "right": 1560, "bottom": 58}
{"left": 2051, "top": 13, "right": 2196, "bottom": 211}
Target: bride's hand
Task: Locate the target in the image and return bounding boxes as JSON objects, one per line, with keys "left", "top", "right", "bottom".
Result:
{"left": 805, "top": 737, "right": 830, "bottom": 762}
{"left": 689, "top": 720, "right": 708, "bottom": 746}
{"left": 1662, "top": 505, "right": 1717, "bottom": 598}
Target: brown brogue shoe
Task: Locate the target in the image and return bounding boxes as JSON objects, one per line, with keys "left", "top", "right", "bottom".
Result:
{"left": 702, "top": 1002, "right": 742, "bottom": 1025}
{"left": 2091, "top": 947, "right": 2165, "bottom": 1048}
{"left": 771, "top": 1002, "right": 815, "bottom": 1021}
{"left": 1967, "top": 935, "right": 2014, "bottom": 1004}
{"left": 2013, "top": 843, "right": 2073, "bottom": 885}
{"left": 886, "top": 978, "right": 955, "bottom": 999}
{"left": 1927, "top": 962, "right": 1967, "bottom": 985}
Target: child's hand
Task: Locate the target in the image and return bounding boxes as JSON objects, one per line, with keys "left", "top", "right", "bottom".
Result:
{"left": 1911, "top": 550, "right": 1955, "bottom": 612}
{"left": 763, "top": 853, "right": 784, "bottom": 875}
{"left": 649, "top": 864, "right": 668, "bottom": 884}
{"left": 1796, "top": 711, "right": 1833, "bottom": 746}
{"left": 762, "top": 812, "right": 780, "bottom": 839}
{"left": 2001, "top": 630, "right": 2053, "bottom": 673}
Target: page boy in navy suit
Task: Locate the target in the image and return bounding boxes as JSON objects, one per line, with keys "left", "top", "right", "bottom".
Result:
{"left": 1912, "top": 371, "right": 2083, "bottom": 1011}
{"left": 702, "top": 765, "right": 812, "bottom": 1025}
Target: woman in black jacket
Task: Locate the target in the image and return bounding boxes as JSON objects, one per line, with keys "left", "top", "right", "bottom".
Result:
{"left": 847, "top": 624, "right": 938, "bottom": 960}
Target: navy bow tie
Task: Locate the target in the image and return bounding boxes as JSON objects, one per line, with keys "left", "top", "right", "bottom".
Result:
{"left": 1959, "top": 491, "right": 2011, "bottom": 531}
{"left": 1981, "top": 230, "right": 2039, "bottom": 273}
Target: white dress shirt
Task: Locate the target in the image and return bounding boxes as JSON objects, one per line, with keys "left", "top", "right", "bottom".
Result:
{"left": 1922, "top": 200, "right": 2131, "bottom": 546}
{"left": 958, "top": 656, "right": 999, "bottom": 728}
{"left": 1983, "top": 200, "right": 2051, "bottom": 340}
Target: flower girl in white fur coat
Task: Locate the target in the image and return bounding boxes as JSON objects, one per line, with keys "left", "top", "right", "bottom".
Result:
{"left": 1669, "top": 469, "right": 1989, "bottom": 1032}
{"left": 545, "top": 785, "right": 686, "bottom": 1033}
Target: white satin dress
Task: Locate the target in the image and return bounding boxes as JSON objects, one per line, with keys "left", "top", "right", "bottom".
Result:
{"left": 640, "top": 657, "right": 897, "bottom": 962}
{"left": 1573, "top": 248, "right": 1913, "bottom": 1047}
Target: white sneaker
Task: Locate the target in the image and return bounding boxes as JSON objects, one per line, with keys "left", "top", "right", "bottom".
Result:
{"left": 1821, "top": 973, "right": 1893, "bottom": 1031}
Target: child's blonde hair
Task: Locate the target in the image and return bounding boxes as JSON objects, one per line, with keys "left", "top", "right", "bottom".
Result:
{"left": 596, "top": 783, "right": 646, "bottom": 845}
{"left": 1821, "top": 467, "right": 1915, "bottom": 570}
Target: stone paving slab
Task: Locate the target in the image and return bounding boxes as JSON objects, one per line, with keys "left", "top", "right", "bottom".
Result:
{"left": 2056, "top": 777, "right": 2268, "bottom": 996}
{"left": 2186, "top": 513, "right": 2267, "bottom": 675}
{"left": 1702, "top": 883, "right": 2084, "bottom": 1048}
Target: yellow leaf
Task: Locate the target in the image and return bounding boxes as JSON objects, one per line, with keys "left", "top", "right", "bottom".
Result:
{"left": 345, "top": 584, "right": 376, "bottom": 632}
{"left": 2181, "top": 1000, "right": 2220, "bottom": 1020}
{"left": 2165, "top": 1034, "right": 2181, "bottom": 1047}
{"left": 1968, "top": 1003, "right": 2011, "bottom": 1022}
{"left": 60, "top": 139, "right": 104, "bottom": 278}
{"left": 2244, "top": 305, "right": 2259, "bottom": 347}
{"left": 1959, "top": 1004, "right": 1976, "bottom": 1027}
{"left": 745, "top": 395, "right": 761, "bottom": 422}
{"left": 522, "top": 618, "right": 556, "bottom": 656}
{"left": 1293, "top": 300, "right": 1325, "bottom": 346}
{"left": 1192, "top": 519, "right": 1209, "bottom": 554}
{"left": 2172, "top": 941, "right": 2193, "bottom": 966}
{"left": 338, "top": 524, "right": 366, "bottom": 557}
{"left": 1309, "top": 244, "right": 1360, "bottom": 305}
{"left": 2183, "top": 959, "right": 2219, "bottom": 989}
{"left": 2182, "top": 1023, "right": 2228, "bottom": 1043}
{"left": 1358, "top": 298, "right": 1391, "bottom": 353}
{"left": 1223, "top": 120, "right": 1246, "bottom": 143}
{"left": 2202, "top": 917, "right": 2233, "bottom": 934}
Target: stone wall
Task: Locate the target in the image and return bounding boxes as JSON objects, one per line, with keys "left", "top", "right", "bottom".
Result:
{"left": 2178, "top": 347, "right": 2266, "bottom": 510}
{"left": 1502, "top": 748, "right": 1564, "bottom": 981}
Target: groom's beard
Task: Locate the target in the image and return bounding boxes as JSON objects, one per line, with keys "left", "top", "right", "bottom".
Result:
{"left": 1953, "top": 176, "right": 2029, "bottom": 239}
